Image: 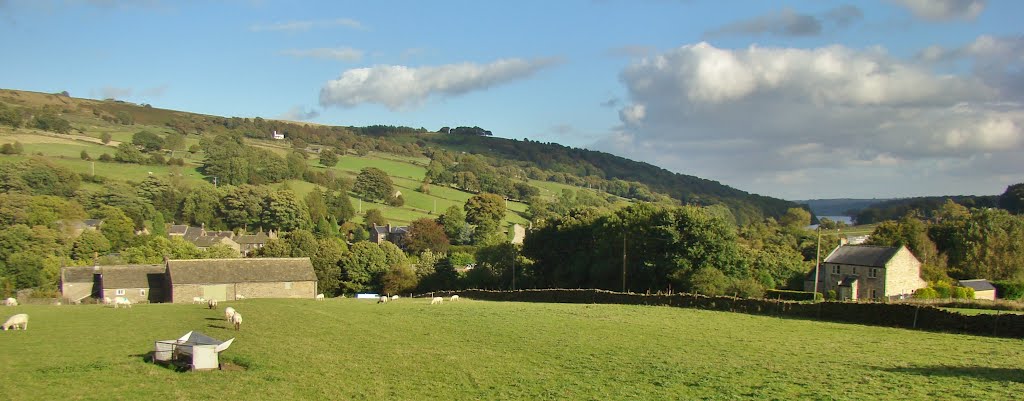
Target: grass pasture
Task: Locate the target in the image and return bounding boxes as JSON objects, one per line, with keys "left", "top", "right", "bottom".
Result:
{"left": 1, "top": 299, "right": 1022, "bottom": 400}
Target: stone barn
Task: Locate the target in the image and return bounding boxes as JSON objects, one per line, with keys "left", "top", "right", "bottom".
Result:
{"left": 98, "top": 264, "right": 168, "bottom": 303}
{"left": 61, "top": 264, "right": 169, "bottom": 304}
{"left": 166, "top": 258, "right": 317, "bottom": 303}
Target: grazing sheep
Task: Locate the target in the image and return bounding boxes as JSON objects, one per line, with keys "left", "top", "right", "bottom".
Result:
{"left": 431, "top": 297, "right": 443, "bottom": 305}
{"left": 231, "top": 312, "right": 242, "bottom": 331}
{"left": 2, "top": 313, "right": 28, "bottom": 330}
{"left": 113, "top": 297, "right": 132, "bottom": 309}
{"left": 378, "top": 296, "right": 388, "bottom": 304}
{"left": 207, "top": 299, "right": 218, "bottom": 309}
{"left": 450, "top": 295, "right": 460, "bottom": 302}
{"left": 391, "top": 295, "right": 399, "bottom": 300}
{"left": 236, "top": 294, "right": 245, "bottom": 300}
{"left": 224, "top": 306, "right": 236, "bottom": 321}
{"left": 4, "top": 297, "right": 17, "bottom": 307}
{"left": 315, "top": 293, "right": 325, "bottom": 301}
{"left": 102, "top": 297, "right": 112, "bottom": 305}
{"left": 192, "top": 296, "right": 205, "bottom": 304}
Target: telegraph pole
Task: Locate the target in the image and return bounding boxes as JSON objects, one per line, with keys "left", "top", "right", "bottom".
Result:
{"left": 813, "top": 226, "right": 822, "bottom": 299}
{"left": 511, "top": 245, "right": 516, "bottom": 291}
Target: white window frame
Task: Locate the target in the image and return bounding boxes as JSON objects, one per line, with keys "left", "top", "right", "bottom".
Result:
{"left": 868, "top": 268, "right": 879, "bottom": 279}
{"left": 115, "top": 289, "right": 125, "bottom": 296}
{"left": 831, "top": 265, "right": 840, "bottom": 274}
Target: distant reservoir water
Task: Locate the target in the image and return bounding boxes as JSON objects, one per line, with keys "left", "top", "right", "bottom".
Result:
{"left": 809, "top": 215, "right": 855, "bottom": 229}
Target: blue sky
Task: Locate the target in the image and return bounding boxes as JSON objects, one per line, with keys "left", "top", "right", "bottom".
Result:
{"left": 1, "top": 0, "right": 1021, "bottom": 200}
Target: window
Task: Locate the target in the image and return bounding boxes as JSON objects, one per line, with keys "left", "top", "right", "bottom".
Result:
{"left": 115, "top": 289, "right": 125, "bottom": 295}
{"left": 869, "top": 268, "right": 879, "bottom": 278}
{"left": 139, "top": 289, "right": 146, "bottom": 296}
{"left": 831, "top": 265, "right": 840, "bottom": 274}
{"left": 870, "top": 289, "right": 878, "bottom": 299}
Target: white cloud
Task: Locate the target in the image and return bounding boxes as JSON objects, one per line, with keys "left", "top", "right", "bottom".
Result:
{"left": 319, "top": 58, "right": 561, "bottom": 110}
{"left": 281, "top": 47, "right": 363, "bottom": 62}
{"left": 97, "top": 86, "right": 132, "bottom": 99}
{"left": 596, "top": 42, "right": 1023, "bottom": 198}
{"left": 250, "top": 18, "right": 364, "bottom": 32}
{"left": 893, "top": 0, "right": 986, "bottom": 21}
{"left": 279, "top": 106, "right": 320, "bottom": 121}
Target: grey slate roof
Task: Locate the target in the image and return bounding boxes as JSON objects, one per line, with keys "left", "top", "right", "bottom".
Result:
{"left": 235, "top": 232, "right": 270, "bottom": 245}
{"left": 824, "top": 245, "right": 902, "bottom": 268}
{"left": 168, "top": 225, "right": 189, "bottom": 235}
{"left": 959, "top": 279, "right": 996, "bottom": 292}
{"left": 167, "top": 258, "right": 316, "bottom": 284}
{"left": 101, "top": 264, "right": 167, "bottom": 288}
{"left": 192, "top": 236, "right": 236, "bottom": 248}
{"left": 62, "top": 266, "right": 99, "bottom": 283}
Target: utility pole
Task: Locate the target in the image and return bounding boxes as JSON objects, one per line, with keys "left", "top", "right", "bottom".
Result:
{"left": 813, "top": 226, "right": 821, "bottom": 299}
{"left": 511, "top": 245, "right": 516, "bottom": 291}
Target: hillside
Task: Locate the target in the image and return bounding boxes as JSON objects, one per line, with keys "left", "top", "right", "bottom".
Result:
{"left": 0, "top": 88, "right": 801, "bottom": 224}
{"left": 795, "top": 198, "right": 891, "bottom": 217}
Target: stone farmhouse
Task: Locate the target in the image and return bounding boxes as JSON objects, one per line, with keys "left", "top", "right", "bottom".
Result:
{"left": 60, "top": 258, "right": 316, "bottom": 304}
{"left": 167, "top": 224, "right": 276, "bottom": 257}
{"left": 370, "top": 224, "right": 408, "bottom": 245}
{"left": 805, "top": 245, "right": 927, "bottom": 301}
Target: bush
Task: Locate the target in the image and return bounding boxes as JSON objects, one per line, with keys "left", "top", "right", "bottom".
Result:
{"left": 827, "top": 290, "right": 837, "bottom": 300}
{"left": 765, "top": 289, "right": 822, "bottom": 301}
{"left": 933, "top": 282, "right": 953, "bottom": 298}
{"left": 992, "top": 280, "right": 1024, "bottom": 300}
{"left": 98, "top": 153, "right": 113, "bottom": 162}
{"left": 729, "top": 278, "right": 765, "bottom": 299}
{"left": 952, "top": 286, "right": 974, "bottom": 299}
{"left": 913, "top": 287, "right": 939, "bottom": 299}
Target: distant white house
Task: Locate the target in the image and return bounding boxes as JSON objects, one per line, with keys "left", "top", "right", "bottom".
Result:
{"left": 272, "top": 130, "right": 285, "bottom": 140}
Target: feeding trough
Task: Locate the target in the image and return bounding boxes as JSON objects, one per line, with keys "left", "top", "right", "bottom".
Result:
{"left": 153, "top": 331, "right": 234, "bottom": 371}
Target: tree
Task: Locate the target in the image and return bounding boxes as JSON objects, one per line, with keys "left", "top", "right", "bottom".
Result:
{"left": 363, "top": 209, "right": 386, "bottom": 230}
{"left": 100, "top": 132, "right": 112, "bottom": 144}
{"left": 319, "top": 149, "right": 339, "bottom": 167}
{"left": 403, "top": 218, "right": 450, "bottom": 254}
{"left": 261, "top": 189, "right": 311, "bottom": 232}
{"left": 95, "top": 206, "right": 137, "bottom": 250}
{"left": 382, "top": 264, "right": 418, "bottom": 295}
{"left": 132, "top": 130, "right": 165, "bottom": 152}
{"left": 181, "top": 183, "right": 223, "bottom": 228}
{"left": 71, "top": 230, "right": 111, "bottom": 261}
{"left": 220, "top": 185, "right": 268, "bottom": 230}
{"left": 780, "top": 207, "right": 811, "bottom": 230}
{"left": 465, "top": 193, "right": 505, "bottom": 237}
{"left": 114, "top": 142, "right": 146, "bottom": 164}
{"left": 325, "top": 190, "right": 355, "bottom": 224}
{"left": 312, "top": 238, "right": 346, "bottom": 295}
{"left": 689, "top": 267, "right": 729, "bottom": 296}
{"left": 340, "top": 241, "right": 388, "bottom": 293}
{"left": 305, "top": 187, "right": 328, "bottom": 223}
{"left": 286, "top": 151, "right": 308, "bottom": 179}
{"left": 1001, "top": 183, "right": 1024, "bottom": 214}
{"left": 80, "top": 150, "right": 91, "bottom": 160}
{"left": 163, "top": 132, "right": 186, "bottom": 152}
{"left": 353, "top": 167, "right": 394, "bottom": 201}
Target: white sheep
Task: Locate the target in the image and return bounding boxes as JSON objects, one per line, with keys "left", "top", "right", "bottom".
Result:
{"left": 378, "top": 296, "right": 388, "bottom": 304}
{"left": 431, "top": 297, "right": 443, "bottom": 305}
{"left": 231, "top": 312, "right": 242, "bottom": 331}
{"left": 4, "top": 297, "right": 17, "bottom": 306}
{"left": 450, "top": 295, "right": 460, "bottom": 302}
{"left": 102, "top": 297, "right": 112, "bottom": 305}
{"left": 207, "top": 299, "right": 218, "bottom": 309}
{"left": 192, "top": 296, "right": 205, "bottom": 304}
{"left": 224, "top": 306, "right": 236, "bottom": 321}
{"left": 236, "top": 294, "right": 246, "bottom": 300}
{"left": 315, "top": 293, "right": 325, "bottom": 301}
{"left": 2, "top": 313, "right": 28, "bottom": 330}
{"left": 113, "top": 297, "right": 132, "bottom": 309}
{"left": 391, "top": 295, "right": 399, "bottom": 300}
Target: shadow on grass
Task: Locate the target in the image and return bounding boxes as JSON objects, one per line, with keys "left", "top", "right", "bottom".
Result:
{"left": 882, "top": 365, "right": 1024, "bottom": 383}
{"left": 204, "top": 317, "right": 223, "bottom": 321}
{"left": 207, "top": 323, "right": 227, "bottom": 329}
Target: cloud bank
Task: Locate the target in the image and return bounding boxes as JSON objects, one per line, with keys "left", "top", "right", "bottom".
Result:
{"left": 596, "top": 42, "right": 1022, "bottom": 198}
{"left": 319, "top": 58, "right": 560, "bottom": 110}
{"left": 893, "top": 0, "right": 986, "bottom": 21}
{"left": 705, "top": 5, "right": 863, "bottom": 38}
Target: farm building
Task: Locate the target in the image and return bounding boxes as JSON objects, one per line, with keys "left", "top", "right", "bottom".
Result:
{"left": 805, "top": 245, "right": 927, "bottom": 301}
{"left": 166, "top": 258, "right": 317, "bottom": 303}
{"left": 959, "top": 279, "right": 997, "bottom": 300}
{"left": 370, "top": 224, "right": 408, "bottom": 245}
{"left": 61, "top": 264, "right": 168, "bottom": 304}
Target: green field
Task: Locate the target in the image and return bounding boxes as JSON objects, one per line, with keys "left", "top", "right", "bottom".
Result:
{"left": 1, "top": 299, "right": 1021, "bottom": 400}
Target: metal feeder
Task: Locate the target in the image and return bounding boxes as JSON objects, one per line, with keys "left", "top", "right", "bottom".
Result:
{"left": 154, "top": 331, "right": 234, "bottom": 371}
